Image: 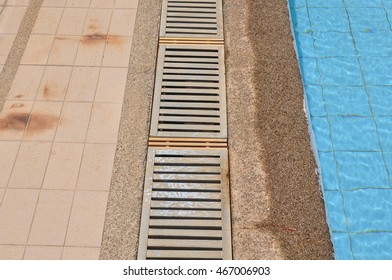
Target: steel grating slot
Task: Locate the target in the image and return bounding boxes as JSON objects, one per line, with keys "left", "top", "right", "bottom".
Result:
{"left": 137, "top": 148, "right": 232, "bottom": 260}
{"left": 150, "top": 44, "right": 227, "bottom": 139}
{"left": 160, "top": 0, "right": 223, "bottom": 39}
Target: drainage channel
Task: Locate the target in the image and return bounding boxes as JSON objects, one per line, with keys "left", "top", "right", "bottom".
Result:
{"left": 137, "top": 0, "right": 232, "bottom": 260}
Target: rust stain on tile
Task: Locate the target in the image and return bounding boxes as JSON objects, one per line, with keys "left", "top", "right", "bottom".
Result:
{"left": 0, "top": 112, "right": 30, "bottom": 131}
{"left": 14, "top": 94, "right": 24, "bottom": 99}
{"left": 25, "top": 113, "right": 58, "bottom": 135}
{"left": 80, "top": 33, "right": 124, "bottom": 45}
{"left": 43, "top": 85, "right": 52, "bottom": 98}
{"left": 0, "top": 112, "right": 58, "bottom": 134}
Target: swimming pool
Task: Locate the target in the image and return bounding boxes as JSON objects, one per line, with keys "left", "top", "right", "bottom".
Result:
{"left": 289, "top": 0, "right": 392, "bottom": 259}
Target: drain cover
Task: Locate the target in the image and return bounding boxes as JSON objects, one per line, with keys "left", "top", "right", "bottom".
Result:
{"left": 138, "top": 148, "right": 232, "bottom": 260}
{"left": 150, "top": 44, "right": 227, "bottom": 139}
{"left": 160, "top": 0, "right": 223, "bottom": 39}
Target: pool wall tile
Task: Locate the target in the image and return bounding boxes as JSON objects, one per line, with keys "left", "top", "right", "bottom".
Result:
{"left": 318, "top": 57, "right": 363, "bottom": 86}
{"left": 324, "top": 191, "right": 347, "bottom": 232}
{"left": 335, "top": 152, "right": 389, "bottom": 190}
{"left": 351, "top": 233, "right": 392, "bottom": 260}
{"left": 329, "top": 116, "right": 380, "bottom": 151}
{"left": 305, "top": 85, "right": 326, "bottom": 116}
{"left": 344, "top": 189, "right": 392, "bottom": 232}
{"left": 318, "top": 152, "right": 339, "bottom": 191}
{"left": 332, "top": 233, "right": 354, "bottom": 260}
{"left": 311, "top": 117, "right": 333, "bottom": 151}
{"left": 301, "top": 57, "right": 321, "bottom": 85}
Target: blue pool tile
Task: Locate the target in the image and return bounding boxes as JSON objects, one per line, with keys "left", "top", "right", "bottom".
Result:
{"left": 289, "top": 0, "right": 306, "bottom": 8}
{"left": 308, "top": 8, "right": 350, "bottom": 32}
{"left": 324, "top": 86, "right": 371, "bottom": 116}
{"left": 332, "top": 233, "right": 354, "bottom": 260}
{"left": 325, "top": 191, "right": 347, "bottom": 232}
{"left": 311, "top": 117, "right": 333, "bottom": 151}
{"left": 291, "top": 8, "right": 312, "bottom": 33}
{"left": 295, "top": 32, "right": 315, "bottom": 57}
{"left": 360, "top": 57, "right": 392, "bottom": 86}
{"left": 368, "top": 86, "right": 392, "bottom": 116}
{"left": 318, "top": 152, "right": 340, "bottom": 191}
{"left": 347, "top": 8, "right": 390, "bottom": 32}
{"left": 375, "top": 117, "right": 392, "bottom": 152}
{"left": 300, "top": 57, "right": 320, "bottom": 84}
{"left": 305, "top": 85, "right": 326, "bottom": 116}
{"left": 335, "top": 152, "right": 389, "bottom": 189}
{"left": 313, "top": 32, "right": 356, "bottom": 57}
{"left": 384, "top": 1, "right": 392, "bottom": 9}
{"left": 329, "top": 116, "right": 380, "bottom": 151}
{"left": 351, "top": 233, "right": 392, "bottom": 260}
{"left": 307, "top": 0, "right": 344, "bottom": 7}
{"left": 318, "top": 57, "right": 363, "bottom": 86}
{"left": 353, "top": 31, "right": 392, "bottom": 57}
{"left": 345, "top": 0, "right": 384, "bottom": 8}
{"left": 344, "top": 189, "right": 392, "bottom": 232}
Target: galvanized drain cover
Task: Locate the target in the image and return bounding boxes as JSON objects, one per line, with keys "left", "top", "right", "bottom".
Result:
{"left": 138, "top": 148, "right": 232, "bottom": 260}
{"left": 160, "top": 0, "right": 223, "bottom": 39}
{"left": 150, "top": 44, "right": 227, "bottom": 139}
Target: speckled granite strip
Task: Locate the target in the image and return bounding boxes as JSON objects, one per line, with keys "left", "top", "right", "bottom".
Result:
{"left": 99, "top": 0, "right": 162, "bottom": 260}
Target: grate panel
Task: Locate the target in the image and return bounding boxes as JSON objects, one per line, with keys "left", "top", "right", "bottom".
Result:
{"left": 150, "top": 44, "right": 227, "bottom": 139}
{"left": 160, "top": 0, "right": 223, "bottom": 39}
{"left": 137, "top": 148, "right": 232, "bottom": 260}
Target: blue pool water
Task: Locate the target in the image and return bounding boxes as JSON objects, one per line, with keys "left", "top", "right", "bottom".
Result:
{"left": 289, "top": 0, "right": 392, "bottom": 259}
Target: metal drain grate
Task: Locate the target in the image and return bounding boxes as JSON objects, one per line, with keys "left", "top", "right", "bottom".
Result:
{"left": 138, "top": 148, "right": 232, "bottom": 260}
{"left": 160, "top": 0, "right": 223, "bottom": 40}
{"left": 150, "top": 44, "right": 227, "bottom": 139}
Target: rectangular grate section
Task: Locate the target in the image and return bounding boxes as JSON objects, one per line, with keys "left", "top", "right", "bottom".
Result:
{"left": 160, "top": 0, "right": 223, "bottom": 39}
{"left": 138, "top": 148, "right": 232, "bottom": 260}
{"left": 150, "top": 44, "right": 227, "bottom": 139}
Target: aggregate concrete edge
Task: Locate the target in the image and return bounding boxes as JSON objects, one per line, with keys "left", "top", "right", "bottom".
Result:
{"left": 246, "top": 0, "right": 333, "bottom": 259}
{"left": 99, "top": 0, "right": 162, "bottom": 260}
{"left": 0, "top": 0, "right": 44, "bottom": 111}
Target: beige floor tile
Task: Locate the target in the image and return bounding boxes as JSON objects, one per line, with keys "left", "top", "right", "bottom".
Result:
{"left": 62, "top": 247, "right": 100, "bottom": 260}
{"left": 55, "top": 102, "right": 92, "bottom": 142}
{"left": 0, "top": 245, "right": 25, "bottom": 260}
{"left": 47, "top": 36, "right": 79, "bottom": 66}
{"left": 109, "top": 9, "right": 136, "bottom": 36}
{"left": 24, "top": 246, "right": 62, "bottom": 260}
{"left": 77, "top": 143, "right": 116, "bottom": 191}
{"left": 102, "top": 36, "right": 132, "bottom": 67}
{"left": 0, "top": 7, "right": 27, "bottom": 34}
{"left": 0, "top": 34, "right": 16, "bottom": 64}
{"left": 0, "top": 142, "right": 20, "bottom": 188}
{"left": 115, "top": 0, "right": 138, "bottom": 9}
{"left": 0, "top": 189, "right": 39, "bottom": 244}
{"left": 42, "top": 0, "right": 67, "bottom": 7}
{"left": 65, "top": 67, "right": 100, "bottom": 102}
{"left": 65, "top": 190, "right": 108, "bottom": 247}
{"left": 28, "top": 190, "right": 73, "bottom": 246}
{"left": 86, "top": 103, "right": 122, "bottom": 143}
{"left": 5, "top": 0, "right": 30, "bottom": 6}
{"left": 74, "top": 38, "right": 105, "bottom": 66}
{"left": 66, "top": 0, "right": 91, "bottom": 8}
{"left": 57, "top": 8, "right": 88, "bottom": 35}
{"left": 0, "top": 101, "right": 34, "bottom": 140}
{"left": 90, "top": 0, "right": 114, "bottom": 8}
{"left": 8, "top": 65, "right": 45, "bottom": 100}
{"left": 8, "top": 142, "right": 52, "bottom": 189}
{"left": 21, "top": 35, "right": 54, "bottom": 65}
{"left": 23, "top": 101, "right": 62, "bottom": 141}
{"left": 36, "top": 66, "right": 72, "bottom": 101}
{"left": 0, "top": 64, "right": 3, "bottom": 73}
{"left": 95, "top": 68, "right": 127, "bottom": 103}
{"left": 32, "top": 8, "right": 63, "bottom": 35}
{"left": 43, "top": 143, "right": 84, "bottom": 190}
{"left": 82, "top": 8, "right": 112, "bottom": 35}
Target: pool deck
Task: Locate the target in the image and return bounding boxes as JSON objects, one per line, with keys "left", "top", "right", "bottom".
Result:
{"left": 1, "top": 0, "right": 333, "bottom": 260}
